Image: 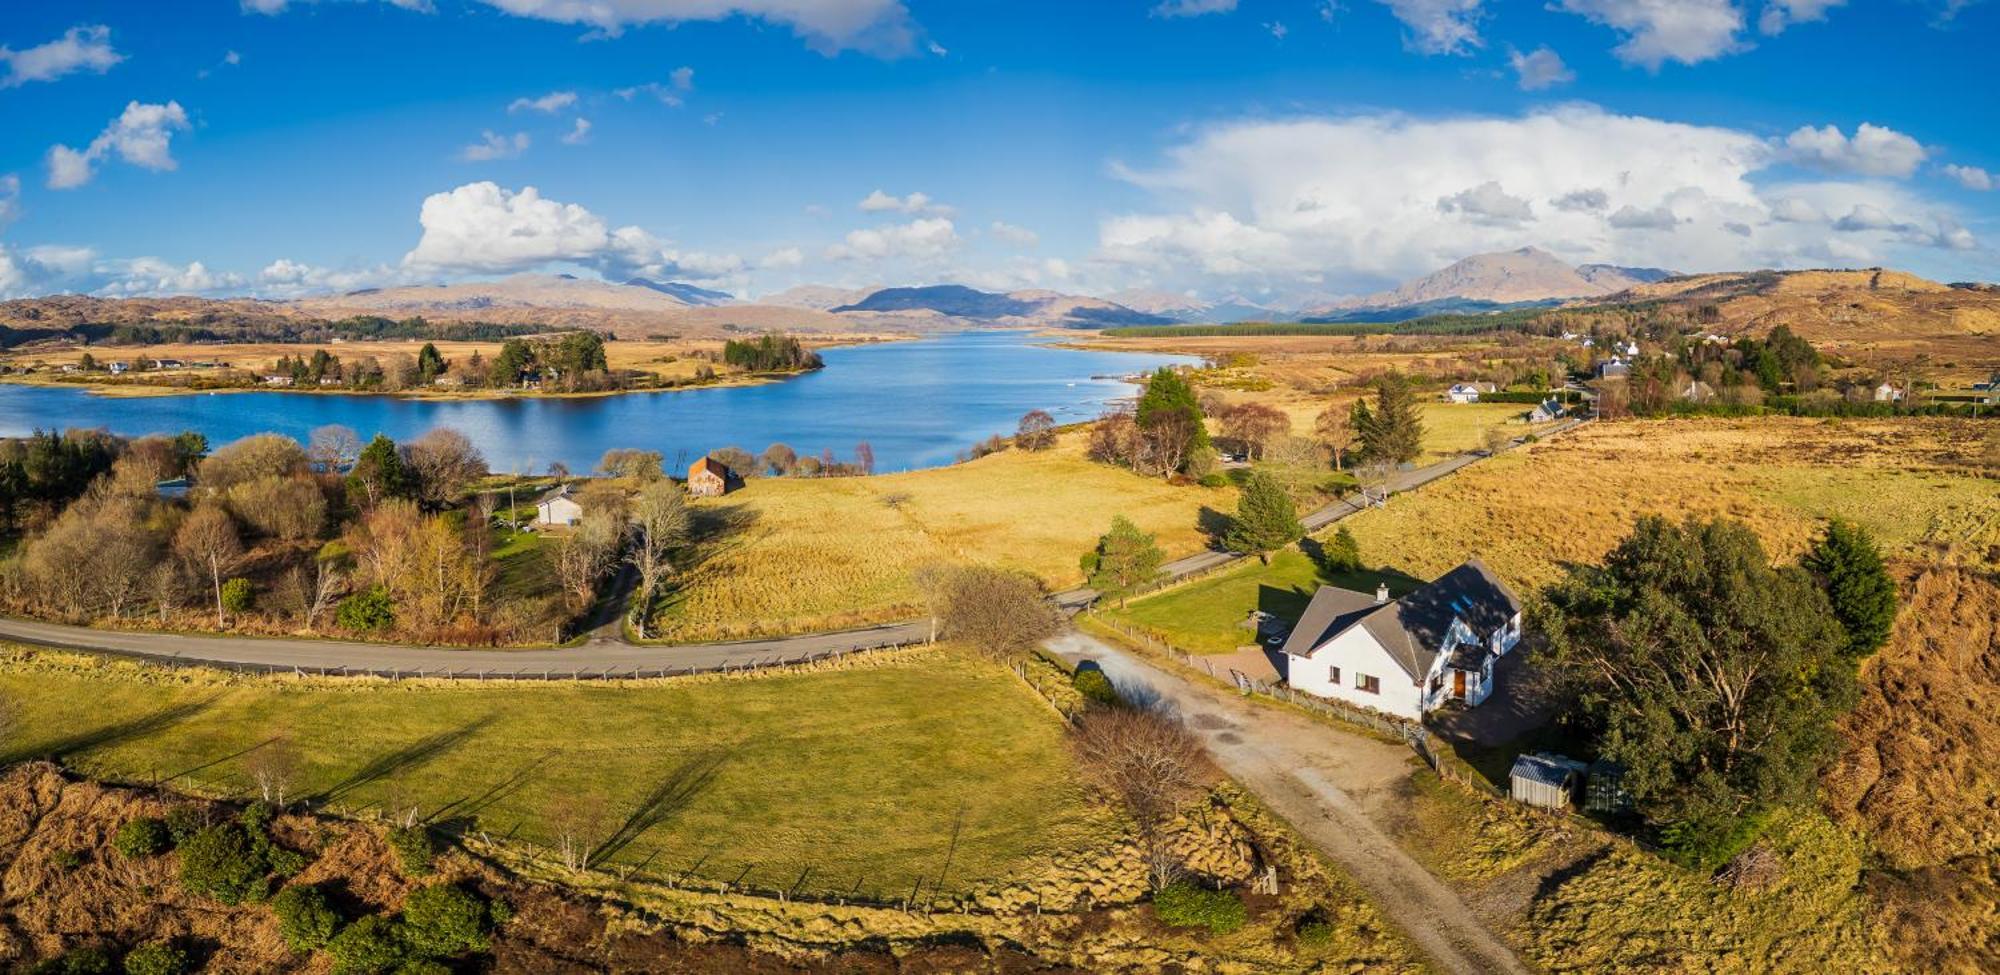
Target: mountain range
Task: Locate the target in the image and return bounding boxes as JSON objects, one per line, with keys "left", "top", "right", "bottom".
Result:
{"left": 1299, "top": 247, "right": 1676, "bottom": 319}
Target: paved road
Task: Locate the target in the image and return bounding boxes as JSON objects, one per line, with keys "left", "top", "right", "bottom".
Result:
{"left": 1045, "top": 630, "right": 1529, "bottom": 975}
{"left": 0, "top": 418, "right": 1587, "bottom": 675}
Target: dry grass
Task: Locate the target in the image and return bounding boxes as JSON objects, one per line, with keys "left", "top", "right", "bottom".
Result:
{"left": 659, "top": 431, "right": 1233, "bottom": 641}
{"left": 1333, "top": 416, "right": 1999, "bottom": 593}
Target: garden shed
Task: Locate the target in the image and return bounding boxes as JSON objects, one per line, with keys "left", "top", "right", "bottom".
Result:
{"left": 1509, "top": 753, "right": 1587, "bottom": 810}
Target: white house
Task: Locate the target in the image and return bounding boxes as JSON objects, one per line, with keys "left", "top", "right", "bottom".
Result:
{"left": 1444, "top": 382, "right": 1484, "bottom": 404}
{"left": 1279, "top": 559, "right": 1523, "bottom": 721}
{"left": 535, "top": 485, "right": 584, "bottom": 527}
{"left": 1528, "top": 399, "right": 1564, "bottom": 423}
{"left": 1620, "top": 339, "right": 1640, "bottom": 357}
{"left": 1873, "top": 382, "right": 1904, "bottom": 402}
{"left": 1596, "top": 359, "right": 1630, "bottom": 380}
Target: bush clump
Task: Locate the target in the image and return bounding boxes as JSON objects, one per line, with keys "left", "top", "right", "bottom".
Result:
{"left": 272, "top": 883, "right": 343, "bottom": 952}
{"left": 163, "top": 806, "right": 207, "bottom": 845}
{"left": 29, "top": 946, "right": 113, "bottom": 975}
{"left": 177, "top": 824, "right": 270, "bottom": 905}
{"left": 114, "top": 817, "right": 171, "bottom": 859}
{"left": 219, "top": 577, "right": 255, "bottom": 613}
{"left": 400, "top": 883, "right": 491, "bottom": 958}
{"left": 1072, "top": 667, "right": 1120, "bottom": 707}
{"left": 1152, "top": 881, "right": 1247, "bottom": 934}
{"left": 336, "top": 586, "right": 395, "bottom": 631}
{"left": 326, "top": 914, "right": 405, "bottom": 974}
{"left": 387, "top": 826, "right": 436, "bottom": 877}
{"left": 120, "top": 941, "right": 189, "bottom": 975}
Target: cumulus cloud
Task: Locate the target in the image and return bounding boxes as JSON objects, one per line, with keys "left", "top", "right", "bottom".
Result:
{"left": 508, "top": 90, "right": 577, "bottom": 114}
{"left": 1, "top": 24, "right": 123, "bottom": 87}
{"left": 1758, "top": 0, "right": 1845, "bottom": 34}
{"left": 760, "top": 246, "right": 805, "bottom": 268}
{"left": 1377, "top": 0, "right": 1485, "bottom": 54}
{"left": 400, "top": 180, "right": 737, "bottom": 281}
{"left": 562, "top": 118, "right": 592, "bottom": 144}
{"left": 46, "top": 101, "right": 191, "bottom": 190}
{"left": 1508, "top": 45, "right": 1574, "bottom": 89}
{"left": 1554, "top": 0, "right": 1744, "bottom": 69}
{"left": 0, "top": 174, "right": 19, "bottom": 231}
{"left": 461, "top": 130, "right": 530, "bottom": 161}
{"left": 242, "top": 0, "right": 436, "bottom": 15}
{"left": 617, "top": 67, "right": 695, "bottom": 106}
{"left": 92, "top": 257, "right": 245, "bottom": 297}
{"left": 473, "top": 0, "right": 918, "bottom": 55}
{"left": 990, "top": 221, "right": 1040, "bottom": 247}
{"left": 1783, "top": 122, "right": 1926, "bottom": 177}
{"left": 1152, "top": 0, "right": 1237, "bottom": 15}
{"left": 857, "top": 189, "right": 953, "bottom": 216}
{"left": 825, "top": 217, "right": 959, "bottom": 261}
{"left": 1942, "top": 163, "right": 1992, "bottom": 191}
{"left": 1097, "top": 105, "right": 1981, "bottom": 294}
{"left": 1437, "top": 181, "right": 1534, "bottom": 225}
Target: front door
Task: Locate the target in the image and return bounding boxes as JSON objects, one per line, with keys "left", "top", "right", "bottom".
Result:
{"left": 1453, "top": 670, "right": 1466, "bottom": 699}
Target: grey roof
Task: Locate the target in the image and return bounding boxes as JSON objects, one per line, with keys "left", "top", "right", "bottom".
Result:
{"left": 534, "top": 484, "right": 573, "bottom": 506}
{"left": 1510, "top": 753, "right": 1583, "bottom": 789}
{"left": 1289, "top": 558, "right": 1523, "bottom": 683}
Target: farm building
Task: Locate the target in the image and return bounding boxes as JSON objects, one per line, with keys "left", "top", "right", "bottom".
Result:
{"left": 1510, "top": 753, "right": 1587, "bottom": 810}
{"left": 1873, "top": 382, "right": 1905, "bottom": 402}
{"left": 534, "top": 485, "right": 583, "bottom": 527}
{"left": 1443, "top": 382, "right": 1494, "bottom": 404}
{"left": 1596, "top": 359, "right": 1631, "bottom": 380}
{"left": 1279, "top": 558, "right": 1523, "bottom": 720}
{"left": 1528, "top": 400, "right": 1564, "bottom": 423}
{"left": 688, "top": 456, "right": 741, "bottom": 498}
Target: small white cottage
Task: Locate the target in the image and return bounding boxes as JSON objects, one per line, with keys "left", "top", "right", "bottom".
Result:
{"left": 1279, "top": 559, "right": 1523, "bottom": 720}
{"left": 535, "top": 485, "right": 584, "bottom": 527}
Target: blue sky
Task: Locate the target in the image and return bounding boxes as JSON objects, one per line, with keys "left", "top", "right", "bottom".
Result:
{"left": 1, "top": 0, "right": 1994, "bottom": 305}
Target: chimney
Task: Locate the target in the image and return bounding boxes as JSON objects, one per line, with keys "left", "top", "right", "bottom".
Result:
{"left": 1375, "top": 583, "right": 1390, "bottom": 604}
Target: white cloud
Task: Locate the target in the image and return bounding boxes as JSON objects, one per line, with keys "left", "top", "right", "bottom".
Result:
{"left": 760, "top": 246, "right": 805, "bottom": 268}
{"left": 616, "top": 67, "right": 695, "bottom": 106}
{"left": 473, "top": 0, "right": 917, "bottom": 55}
{"left": 1436, "top": 181, "right": 1534, "bottom": 225}
{"left": 508, "top": 90, "right": 577, "bottom": 114}
{"left": 1153, "top": 0, "right": 1237, "bottom": 15}
{"left": 1097, "top": 105, "right": 1983, "bottom": 293}
{"left": 1376, "top": 0, "right": 1484, "bottom": 54}
{"left": 45, "top": 101, "right": 191, "bottom": 190}
{"left": 461, "top": 130, "right": 530, "bottom": 161}
{"left": 990, "top": 221, "right": 1040, "bottom": 247}
{"left": 92, "top": 258, "right": 245, "bottom": 297}
{"left": 1267, "top": 21, "right": 1290, "bottom": 39}
{"left": 1941, "top": 163, "right": 1992, "bottom": 191}
{"left": 1507, "top": 46, "right": 1574, "bottom": 89}
{"left": 1554, "top": 0, "right": 1744, "bottom": 69}
{"left": 1758, "top": 0, "right": 1844, "bottom": 34}
{"left": 0, "top": 24, "right": 123, "bottom": 88}
{"left": 561, "top": 118, "right": 592, "bottom": 144}
{"left": 0, "top": 174, "right": 19, "bottom": 231}
{"left": 242, "top": 0, "right": 436, "bottom": 14}
{"left": 1832, "top": 203, "right": 1897, "bottom": 231}
{"left": 198, "top": 49, "right": 243, "bottom": 78}
{"left": 825, "top": 217, "right": 959, "bottom": 261}
{"left": 857, "top": 189, "right": 953, "bottom": 216}
{"left": 1783, "top": 122, "right": 1926, "bottom": 177}
{"left": 400, "top": 180, "right": 736, "bottom": 280}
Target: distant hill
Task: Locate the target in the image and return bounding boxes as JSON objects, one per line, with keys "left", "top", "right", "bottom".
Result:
{"left": 1302, "top": 297, "right": 1560, "bottom": 324}
{"left": 1107, "top": 289, "right": 1282, "bottom": 324}
{"left": 624, "top": 278, "right": 736, "bottom": 306}
{"left": 1593, "top": 268, "right": 1998, "bottom": 349}
{"left": 759, "top": 284, "right": 876, "bottom": 311}
{"left": 1303, "top": 247, "right": 1683, "bottom": 320}
{"left": 831, "top": 284, "right": 1174, "bottom": 328}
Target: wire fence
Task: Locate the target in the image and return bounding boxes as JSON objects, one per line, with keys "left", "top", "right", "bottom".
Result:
{"left": 98, "top": 640, "right": 919, "bottom": 683}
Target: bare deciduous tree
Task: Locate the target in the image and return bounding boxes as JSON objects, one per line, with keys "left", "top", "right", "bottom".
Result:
{"left": 1016, "top": 409, "right": 1058, "bottom": 451}
{"left": 307, "top": 424, "right": 362, "bottom": 474}
{"left": 174, "top": 503, "right": 243, "bottom": 628}
{"left": 1219, "top": 402, "right": 1289, "bottom": 460}
{"left": 246, "top": 734, "right": 301, "bottom": 807}
{"left": 1314, "top": 403, "right": 1356, "bottom": 472}
{"left": 1068, "top": 705, "right": 1213, "bottom": 891}
{"left": 914, "top": 564, "right": 1061, "bottom": 662}
{"left": 403, "top": 428, "right": 489, "bottom": 510}
{"left": 551, "top": 792, "right": 608, "bottom": 871}
{"left": 626, "top": 480, "right": 691, "bottom": 639}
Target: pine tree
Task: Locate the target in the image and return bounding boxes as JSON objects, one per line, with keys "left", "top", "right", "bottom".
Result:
{"left": 1803, "top": 519, "right": 1897, "bottom": 659}
{"left": 1134, "top": 367, "right": 1208, "bottom": 473}
{"left": 1225, "top": 472, "right": 1303, "bottom": 563}
{"left": 417, "top": 343, "right": 447, "bottom": 382}
{"left": 346, "top": 434, "right": 414, "bottom": 507}
{"left": 1359, "top": 375, "right": 1425, "bottom": 465}
{"left": 1082, "top": 515, "right": 1166, "bottom": 606}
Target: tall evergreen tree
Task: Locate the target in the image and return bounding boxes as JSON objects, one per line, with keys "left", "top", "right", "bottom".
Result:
{"left": 1134, "top": 367, "right": 1209, "bottom": 474}
{"left": 1082, "top": 515, "right": 1166, "bottom": 607}
{"left": 416, "top": 343, "right": 446, "bottom": 382}
{"left": 1802, "top": 519, "right": 1897, "bottom": 659}
{"left": 1356, "top": 374, "right": 1425, "bottom": 465}
{"left": 346, "top": 434, "right": 414, "bottom": 507}
{"left": 1224, "top": 471, "right": 1303, "bottom": 563}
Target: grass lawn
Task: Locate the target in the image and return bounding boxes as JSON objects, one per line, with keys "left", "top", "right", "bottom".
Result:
{"left": 656, "top": 431, "right": 1234, "bottom": 641}
{"left": 0, "top": 647, "right": 1106, "bottom": 900}
{"left": 1101, "top": 549, "right": 1422, "bottom": 654}
{"left": 1415, "top": 401, "right": 1552, "bottom": 460}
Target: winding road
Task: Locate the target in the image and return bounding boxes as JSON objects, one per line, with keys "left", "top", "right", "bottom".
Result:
{"left": 0, "top": 418, "right": 1586, "bottom": 676}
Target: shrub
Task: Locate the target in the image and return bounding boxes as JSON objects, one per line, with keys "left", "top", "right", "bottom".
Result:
{"left": 115, "top": 817, "right": 171, "bottom": 858}
{"left": 1152, "top": 881, "right": 1247, "bottom": 934}
{"left": 400, "top": 884, "right": 490, "bottom": 958}
{"left": 220, "top": 576, "right": 255, "bottom": 612}
{"left": 51, "top": 848, "right": 85, "bottom": 870}
{"left": 1295, "top": 918, "right": 1335, "bottom": 948}
{"left": 239, "top": 800, "right": 275, "bottom": 832}
{"left": 272, "top": 883, "right": 342, "bottom": 953}
{"left": 387, "top": 826, "right": 435, "bottom": 877}
{"left": 163, "top": 806, "right": 206, "bottom": 845}
{"left": 336, "top": 586, "right": 395, "bottom": 631}
{"left": 1660, "top": 808, "right": 1773, "bottom": 872}
{"left": 392, "top": 961, "right": 451, "bottom": 975}
{"left": 177, "top": 824, "right": 268, "bottom": 905}
{"left": 30, "top": 946, "right": 112, "bottom": 975}
{"left": 120, "top": 941, "right": 189, "bottom": 975}
{"left": 1196, "top": 472, "right": 1228, "bottom": 488}
{"left": 326, "top": 914, "right": 405, "bottom": 974}
{"left": 1072, "top": 667, "right": 1120, "bottom": 707}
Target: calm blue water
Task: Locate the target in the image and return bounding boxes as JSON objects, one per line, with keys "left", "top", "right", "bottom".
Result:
{"left": 0, "top": 331, "right": 1192, "bottom": 473}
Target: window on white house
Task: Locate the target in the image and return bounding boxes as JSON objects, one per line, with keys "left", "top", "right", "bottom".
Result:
{"left": 1328, "top": 666, "right": 1340, "bottom": 684}
{"left": 1356, "top": 674, "right": 1380, "bottom": 694}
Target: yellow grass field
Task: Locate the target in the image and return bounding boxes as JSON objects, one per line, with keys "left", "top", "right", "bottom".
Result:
{"left": 659, "top": 432, "right": 1234, "bottom": 641}
{"left": 1335, "top": 416, "right": 1999, "bottom": 592}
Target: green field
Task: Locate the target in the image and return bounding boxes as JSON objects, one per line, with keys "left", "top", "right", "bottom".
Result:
{"left": 1103, "top": 548, "right": 1420, "bottom": 654}
{"left": 0, "top": 647, "right": 1105, "bottom": 900}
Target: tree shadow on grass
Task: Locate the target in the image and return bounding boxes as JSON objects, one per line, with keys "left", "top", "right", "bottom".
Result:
{"left": 589, "top": 748, "right": 729, "bottom": 864}
{"left": 1196, "top": 506, "right": 1235, "bottom": 548}
{"left": 426, "top": 749, "right": 556, "bottom": 829}
{"left": 307, "top": 716, "right": 493, "bottom": 806}
{"left": 4, "top": 695, "right": 220, "bottom": 765}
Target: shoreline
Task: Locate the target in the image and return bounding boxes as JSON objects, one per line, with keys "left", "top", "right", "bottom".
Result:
{"left": 0, "top": 366, "right": 818, "bottom": 401}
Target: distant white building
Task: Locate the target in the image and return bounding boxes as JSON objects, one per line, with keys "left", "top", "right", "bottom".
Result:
{"left": 1444, "top": 382, "right": 1485, "bottom": 404}
{"left": 535, "top": 485, "right": 584, "bottom": 526}
{"left": 1596, "top": 359, "right": 1631, "bottom": 380}
{"left": 1280, "top": 559, "right": 1523, "bottom": 720}
{"left": 1873, "top": 382, "right": 1904, "bottom": 402}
